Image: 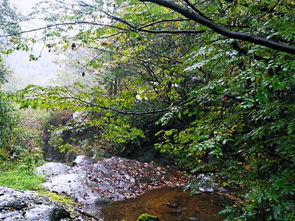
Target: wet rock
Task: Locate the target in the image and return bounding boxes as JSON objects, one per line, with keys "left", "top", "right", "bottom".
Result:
{"left": 4, "top": 200, "right": 27, "bottom": 210}
{"left": 51, "top": 207, "right": 71, "bottom": 220}
{"left": 168, "top": 211, "right": 181, "bottom": 217}
{"left": 0, "top": 186, "right": 70, "bottom": 221}
{"left": 166, "top": 202, "right": 178, "bottom": 209}
{"left": 42, "top": 172, "right": 101, "bottom": 213}
{"left": 37, "top": 155, "right": 189, "bottom": 216}
{"left": 35, "top": 162, "right": 71, "bottom": 177}
{"left": 196, "top": 174, "right": 225, "bottom": 193}
{"left": 188, "top": 217, "right": 201, "bottom": 221}
{"left": 95, "top": 199, "right": 110, "bottom": 207}
{"left": 21, "top": 205, "right": 70, "bottom": 221}
{"left": 72, "top": 155, "right": 93, "bottom": 166}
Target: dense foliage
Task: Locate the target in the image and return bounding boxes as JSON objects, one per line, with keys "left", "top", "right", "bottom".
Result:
{"left": 0, "top": 0, "right": 45, "bottom": 191}
{"left": 0, "top": 0, "right": 19, "bottom": 152}
{"left": 0, "top": 92, "right": 16, "bottom": 149}
{"left": 8, "top": 0, "right": 295, "bottom": 220}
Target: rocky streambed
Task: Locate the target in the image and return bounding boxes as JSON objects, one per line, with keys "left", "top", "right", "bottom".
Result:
{"left": 0, "top": 156, "right": 227, "bottom": 220}
{"left": 101, "top": 186, "right": 225, "bottom": 221}
{"left": 0, "top": 186, "right": 70, "bottom": 221}
{"left": 35, "top": 156, "right": 189, "bottom": 216}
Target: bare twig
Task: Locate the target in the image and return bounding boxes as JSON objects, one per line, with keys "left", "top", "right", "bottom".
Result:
{"left": 0, "top": 22, "right": 127, "bottom": 38}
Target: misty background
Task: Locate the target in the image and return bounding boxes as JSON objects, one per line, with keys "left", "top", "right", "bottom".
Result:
{"left": 2, "top": 0, "right": 59, "bottom": 91}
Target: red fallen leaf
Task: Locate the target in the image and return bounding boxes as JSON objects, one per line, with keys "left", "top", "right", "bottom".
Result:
{"left": 147, "top": 185, "right": 152, "bottom": 190}
{"left": 94, "top": 187, "right": 101, "bottom": 192}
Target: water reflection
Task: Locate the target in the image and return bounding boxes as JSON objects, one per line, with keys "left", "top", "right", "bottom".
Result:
{"left": 101, "top": 186, "right": 225, "bottom": 221}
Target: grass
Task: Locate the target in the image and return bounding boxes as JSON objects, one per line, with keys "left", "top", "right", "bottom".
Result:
{"left": 0, "top": 162, "right": 76, "bottom": 210}
{"left": 0, "top": 108, "right": 49, "bottom": 191}
{"left": 0, "top": 164, "right": 45, "bottom": 190}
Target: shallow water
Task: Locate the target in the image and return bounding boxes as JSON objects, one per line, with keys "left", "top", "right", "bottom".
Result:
{"left": 101, "top": 186, "right": 225, "bottom": 221}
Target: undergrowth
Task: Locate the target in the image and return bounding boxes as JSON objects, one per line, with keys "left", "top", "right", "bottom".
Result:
{"left": 0, "top": 164, "right": 44, "bottom": 190}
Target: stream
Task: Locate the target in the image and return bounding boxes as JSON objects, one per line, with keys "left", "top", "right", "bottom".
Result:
{"left": 34, "top": 112, "right": 229, "bottom": 220}
{"left": 101, "top": 186, "right": 224, "bottom": 221}
{"left": 35, "top": 155, "right": 228, "bottom": 221}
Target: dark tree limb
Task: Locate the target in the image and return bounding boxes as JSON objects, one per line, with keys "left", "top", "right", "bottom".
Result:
{"left": 0, "top": 21, "right": 204, "bottom": 38}
{"left": 139, "top": 29, "right": 205, "bottom": 34}
{"left": 139, "top": 0, "right": 295, "bottom": 55}
{"left": 231, "top": 42, "right": 267, "bottom": 61}
{"left": 101, "top": 8, "right": 205, "bottom": 35}
{"left": 183, "top": 0, "right": 211, "bottom": 20}
{"left": 63, "top": 95, "right": 199, "bottom": 116}
{"left": 139, "top": 18, "right": 189, "bottom": 29}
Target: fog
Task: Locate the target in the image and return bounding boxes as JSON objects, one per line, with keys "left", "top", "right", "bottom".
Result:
{"left": 3, "top": 46, "right": 58, "bottom": 91}
{"left": 2, "top": 0, "right": 59, "bottom": 91}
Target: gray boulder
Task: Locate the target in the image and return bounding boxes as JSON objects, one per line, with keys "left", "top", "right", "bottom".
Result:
{"left": 36, "top": 155, "right": 189, "bottom": 217}
{"left": 35, "top": 162, "right": 71, "bottom": 177}
{"left": 0, "top": 186, "right": 70, "bottom": 221}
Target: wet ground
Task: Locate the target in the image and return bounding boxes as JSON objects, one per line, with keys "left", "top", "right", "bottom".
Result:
{"left": 36, "top": 156, "right": 189, "bottom": 215}
{"left": 36, "top": 156, "right": 229, "bottom": 220}
{"left": 101, "top": 186, "right": 225, "bottom": 221}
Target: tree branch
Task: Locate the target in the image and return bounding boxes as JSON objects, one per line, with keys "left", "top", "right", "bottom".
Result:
{"left": 101, "top": 9, "right": 205, "bottom": 35}
{"left": 183, "top": 0, "right": 211, "bottom": 20}
{"left": 139, "top": 29, "right": 205, "bottom": 34}
{"left": 139, "top": 18, "right": 189, "bottom": 29}
{"left": 64, "top": 96, "right": 169, "bottom": 115}
{"left": 0, "top": 22, "right": 127, "bottom": 38}
{"left": 63, "top": 95, "right": 198, "bottom": 116}
{"left": 231, "top": 42, "right": 267, "bottom": 61}
{"left": 139, "top": 0, "right": 295, "bottom": 55}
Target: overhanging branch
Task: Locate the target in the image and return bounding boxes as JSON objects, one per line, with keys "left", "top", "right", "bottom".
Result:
{"left": 140, "top": 0, "right": 295, "bottom": 55}
{"left": 139, "top": 29, "right": 205, "bottom": 34}
{"left": 0, "top": 22, "right": 127, "bottom": 38}
{"left": 64, "top": 95, "right": 198, "bottom": 116}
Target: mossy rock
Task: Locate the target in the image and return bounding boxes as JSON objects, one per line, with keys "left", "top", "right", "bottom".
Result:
{"left": 36, "top": 190, "right": 74, "bottom": 205}
{"left": 137, "top": 213, "right": 159, "bottom": 221}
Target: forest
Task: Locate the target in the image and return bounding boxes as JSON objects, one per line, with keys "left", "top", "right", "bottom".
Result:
{"left": 0, "top": 0, "right": 294, "bottom": 220}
